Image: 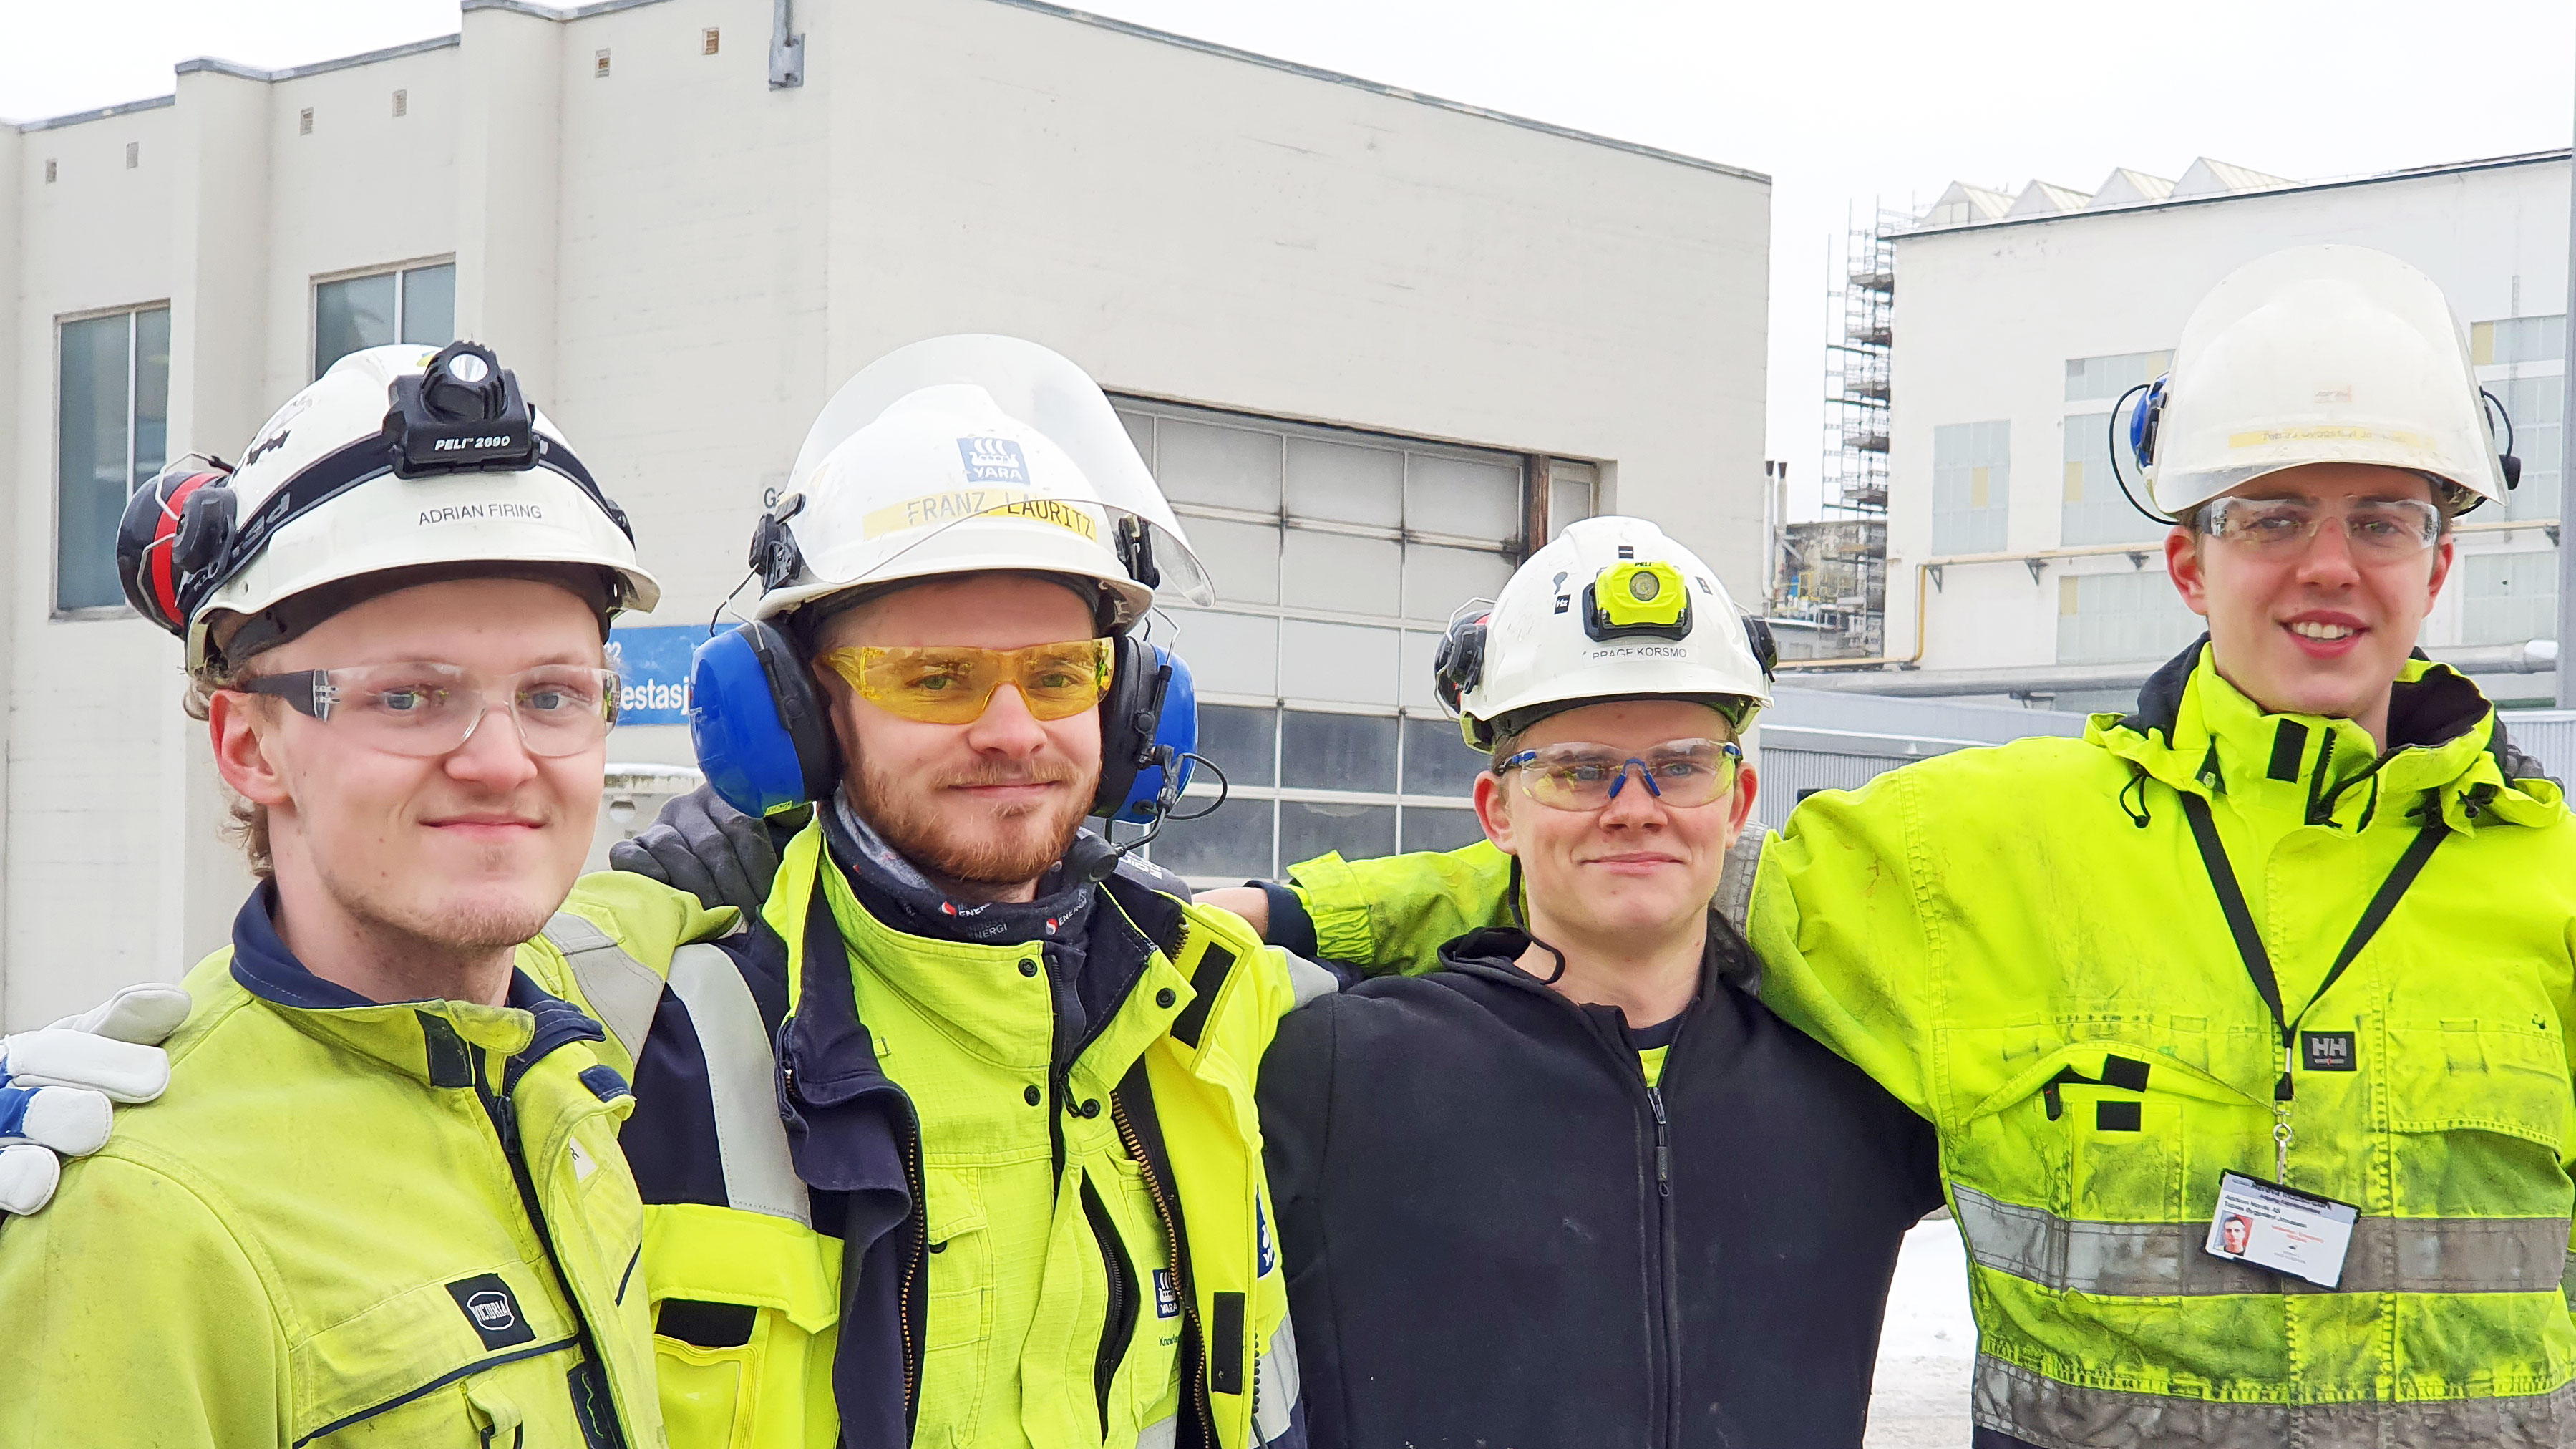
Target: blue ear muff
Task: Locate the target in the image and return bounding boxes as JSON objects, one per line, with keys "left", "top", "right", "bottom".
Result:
{"left": 689, "top": 621, "right": 839, "bottom": 818}
{"left": 2128, "top": 374, "right": 2167, "bottom": 469}
{"left": 1094, "top": 640, "right": 1197, "bottom": 823}
{"left": 1113, "top": 647, "right": 1197, "bottom": 823}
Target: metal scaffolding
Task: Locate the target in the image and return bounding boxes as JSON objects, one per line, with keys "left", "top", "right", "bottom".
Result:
{"left": 1780, "top": 203, "right": 1912, "bottom": 658}
{"left": 1824, "top": 205, "right": 1904, "bottom": 514}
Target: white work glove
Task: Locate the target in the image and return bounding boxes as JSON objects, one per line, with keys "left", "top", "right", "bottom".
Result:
{"left": 0, "top": 984, "right": 191, "bottom": 1216}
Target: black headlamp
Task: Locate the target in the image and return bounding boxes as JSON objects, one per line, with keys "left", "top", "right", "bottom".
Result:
{"left": 383, "top": 341, "right": 540, "bottom": 476}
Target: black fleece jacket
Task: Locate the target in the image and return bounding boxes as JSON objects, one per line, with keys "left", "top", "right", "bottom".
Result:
{"left": 1258, "top": 925, "right": 1943, "bottom": 1449}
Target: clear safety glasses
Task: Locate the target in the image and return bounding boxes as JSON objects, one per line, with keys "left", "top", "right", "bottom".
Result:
{"left": 237, "top": 664, "right": 621, "bottom": 758}
{"left": 2199, "top": 496, "right": 2444, "bottom": 558}
{"left": 818, "top": 639, "right": 1114, "bottom": 725}
{"left": 1494, "top": 737, "right": 1744, "bottom": 813}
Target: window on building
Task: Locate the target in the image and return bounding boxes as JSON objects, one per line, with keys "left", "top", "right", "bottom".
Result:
{"left": 1117, "top": 399, "right": 1557, "bottom": 881}
{"left": 2472, "top": 319, "right": 2564, "bottom": 526}
{"left": 2471, "top": 316, "right": 2565, "bottom": 367}
{"left": 2061, "top": 395, "right": 2166, "bottom": 547}
{"left": 314, "top": 261, "right": 456, "bottom": 377}
{"left": 2064, "top": 349, "right": 2170, "bottom": 404}
{"left": 1931, "top": 420, "right": 2009, "bottom": 555}
{"left": 56, "top": 306, "right": 170, "bottom": 614}
{"left": 2483, "top": 374, "right": 2562, "bottom": 524}
{"left": 1547, "top": 460, "right": 1598, "bottom": 542}
{"left": 2056, "top": 568, "right": 2201, "bottom": 665}
{"left": 2462, "top": 551, "right": 2557, "bottom": 646}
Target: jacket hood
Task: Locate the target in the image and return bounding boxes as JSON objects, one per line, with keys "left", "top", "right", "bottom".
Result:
{"left": 2089, "top": 638, "right": 2561, "bottom": 834}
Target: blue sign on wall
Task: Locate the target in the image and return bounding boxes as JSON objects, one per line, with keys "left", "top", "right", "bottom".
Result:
{"left": 608, "top": 624, "right": 705, "bottom": 727}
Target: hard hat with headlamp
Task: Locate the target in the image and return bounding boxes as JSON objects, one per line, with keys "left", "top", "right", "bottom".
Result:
{"left": 1434, "top": 515, "right": 1776, "bottom": 753}
{"left": 2129, "top": 244, "right": 2516, "bottom": 519}
{"left": 116, "top": 341, "right": 659, "bottom": 670}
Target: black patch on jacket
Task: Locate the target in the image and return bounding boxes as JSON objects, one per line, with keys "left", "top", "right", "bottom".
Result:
{"left": 2302, "top": 1031, "right": 2357, "bottom": 1072}
{"left": 447, "top": 1274, "right": 537, "bottom": 1350}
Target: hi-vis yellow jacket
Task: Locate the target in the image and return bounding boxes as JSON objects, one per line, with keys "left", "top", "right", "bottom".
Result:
{"left": 0, "top": 884, "right": 665, "bottom": 1448}
{"left": 544, "top": 825, "right": 1307, "bottom": 1449}
{"left": 1283, "top": 647, "right": 2576, "bottom": 1449}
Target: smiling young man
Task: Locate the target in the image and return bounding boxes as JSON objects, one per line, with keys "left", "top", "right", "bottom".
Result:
{"left": 1232, "top": 246, "right": 2576, "bottom": 1448}
{"left": 1254, "top": 518, "right": 1940, "bottom": 1448}
{"left": 0, "top": 343, "right": 668, "bottom": 1445}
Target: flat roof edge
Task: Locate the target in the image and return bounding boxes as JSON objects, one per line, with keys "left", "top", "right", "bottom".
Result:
{"left": 983, "top": 0, "right": 1769, "bottom": 185}
{"left": 187, "top": 33, "right": 462, "bottom": 84}
{"left": 1902, "top": 147, "right": 2572, "bottom": 240}
{"left": 461, "top": 0, "right": 681, "bottom": 21}
{"left": 12, "top": 93, "right": 177, "bottom": 133}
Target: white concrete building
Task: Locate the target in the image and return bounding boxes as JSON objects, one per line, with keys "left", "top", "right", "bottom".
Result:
{"left": 0, "top": 0, "right": 1770, "bottom": 1026}
{"left": 1804, "top": 150, "right": 2570, "bottom": 712}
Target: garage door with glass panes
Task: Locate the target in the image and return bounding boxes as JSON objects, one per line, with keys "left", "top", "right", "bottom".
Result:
{"left": 1114, "top": 399, "right": 1595, "bottom": 886}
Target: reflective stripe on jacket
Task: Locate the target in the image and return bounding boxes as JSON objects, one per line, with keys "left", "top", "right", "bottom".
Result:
{"left": 0, "top": 887, "right": 664, "bottom": 1448}
{"left": 1754, "top": 645, "right": 2576, "bottom": 1448}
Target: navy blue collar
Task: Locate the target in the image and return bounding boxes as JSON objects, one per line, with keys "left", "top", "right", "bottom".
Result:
{"left": 228, "top": 881, "right": 599, "bottom": 1049}
{"left": 230, "top": 881, "right": 382, "bottom": 1010}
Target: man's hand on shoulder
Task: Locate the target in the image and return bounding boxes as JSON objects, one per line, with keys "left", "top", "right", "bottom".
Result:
{"left": 0, "top": 983, "right": 191, "bottom": 1214}
{"left": 608, "top": 782, "right": 799, "bottom": 914}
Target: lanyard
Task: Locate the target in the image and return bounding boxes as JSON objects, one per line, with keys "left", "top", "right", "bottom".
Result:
{"left": 2177, "top": 792, "right": 2446, "bottom": 1176}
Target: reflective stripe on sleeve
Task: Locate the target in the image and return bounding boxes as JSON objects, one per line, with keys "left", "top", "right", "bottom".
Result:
{"left": 1134, "top": 1416, "right": 1177, "bottom": 1449}
{"left": 1253, "top": 1314, "right": 1302, "bottom": 1444}
{"left": 1953, "top": 1183, "right": 2570, "bottom": 1297}
{"left": 543, "top": 913, "right": 664, "bottom": 1067}
{"left": 666, "top": 943, "right": 807, "bottom": 1226}
{"left": 1973, "top": 1354, "right": 2576, "bottom": 1448}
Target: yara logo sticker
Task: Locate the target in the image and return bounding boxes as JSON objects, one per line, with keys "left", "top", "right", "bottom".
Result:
{"left": 956, "top": 436, "right": 1030, "bottom": 485}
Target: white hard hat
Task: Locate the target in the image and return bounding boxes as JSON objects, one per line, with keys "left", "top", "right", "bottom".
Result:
{"left": 750, "top": 335, "right": 1210, "bottom": 630}
{"left": 1437, "top": 516, "right": 1773, "bottom": 752}
{"left": 118, "top": 342, "right": 658, "bottom": 670}
{"left": 2144, "top": 244, "right": 2510, "bottom": 515}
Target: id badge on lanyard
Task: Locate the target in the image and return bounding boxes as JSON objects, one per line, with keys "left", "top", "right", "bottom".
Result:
{"left": 2206, "top": 1170, "right": 2358, "bottom": 1288}
{"left": 2176, "top": 793, "right": 2446, "bottom": 1284}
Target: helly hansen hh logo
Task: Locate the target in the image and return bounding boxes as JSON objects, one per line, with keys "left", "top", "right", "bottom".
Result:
{"left": 2303, "top": 1031, "right": 2358, "bottom": 1072}
{"left": 447, "top": 1274, "right": 538, "bottom": 1351}
{"left": 957, "top": 436, "right": 1029, "bottom": 485}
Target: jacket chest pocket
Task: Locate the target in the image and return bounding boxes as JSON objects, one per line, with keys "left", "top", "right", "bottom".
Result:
{"left": 643, "top": 1201, "right": 842, "bottom": 1449}
{"left": 2382, "top": 1016, "right": 2576, "bottom": 1219}
{"left": 923, "top": 1166, "right": 996, "bottom": 1351}
{"left": 288, "top": 1264, "right": 596, "bottom": 1448}
{"left": 2062, "top": 1087, "right": 2185, "bottom": 1222}
{"left": 915, "top": 1165, "right": 999, "bottom": 1445}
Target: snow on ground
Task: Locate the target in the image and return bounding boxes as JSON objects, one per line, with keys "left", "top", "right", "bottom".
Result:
{"left": 1867, "top": 1215, "right": 1978, "bottom": 1448}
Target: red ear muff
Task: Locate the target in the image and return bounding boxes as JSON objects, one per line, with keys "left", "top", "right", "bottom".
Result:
{"left": 117, "top": 462, "right": 233, "bottom": 635}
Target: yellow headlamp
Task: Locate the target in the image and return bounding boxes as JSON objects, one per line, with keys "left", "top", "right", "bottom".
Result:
{"left": 1583, "top": 559, "right": 1693, "bottom": 641}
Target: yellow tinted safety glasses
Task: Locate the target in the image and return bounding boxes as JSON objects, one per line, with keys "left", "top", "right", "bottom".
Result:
{"left": 819, "top": 639, "right": 1115, "bottom": 724}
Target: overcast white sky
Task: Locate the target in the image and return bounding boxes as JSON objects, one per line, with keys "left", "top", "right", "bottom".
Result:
{"left": 5, "top": 0, "right": 2572, "bottom": 520}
